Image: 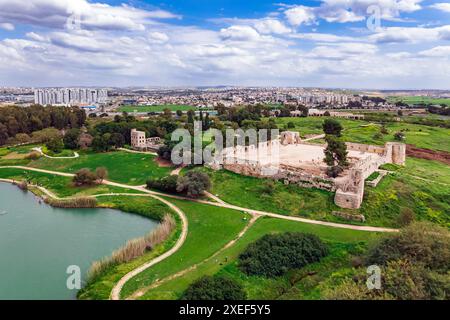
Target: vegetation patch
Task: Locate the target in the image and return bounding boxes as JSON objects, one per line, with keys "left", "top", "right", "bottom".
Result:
{"left": 182, "top": 276, "right": 246, "bottom": 300}
{"left": 121, "top": 199, "right": 250, "bottom": 300}
{"left": 324, "top": 222, "right": 449, "bottom": 300}
{"left": 137, "top": 214, "right": 376, "bottom": 300}
{"left": 87, "top": 215, "right": 176, "bottom": 284}
{"left": 238, "top": 232, "right": 329, "bottom": 278}
{"left": 45, "top": 197, "right": 97, "bottom": 208}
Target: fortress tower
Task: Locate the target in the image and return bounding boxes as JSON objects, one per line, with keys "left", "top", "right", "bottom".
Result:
{"left": 386, "top": 142, "right": 406, "bottom": 165}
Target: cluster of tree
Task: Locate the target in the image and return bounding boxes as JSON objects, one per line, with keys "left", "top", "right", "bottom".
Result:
{"left": 46, "top": 138, "right": 64, "bottom": 154}
{"left": 428, "top": 105, "right": 450, "bottom": 116}
{"left": 362, "top": 96, "right": 387, "bottom": 104}
{"left": 73, "top": 167, "right": 108, "bottom": 186}
{"left": 216, "top": 104, "right": 269, "bottom": 126}
{"left": 182, "top": 276, "right": 247, "bottom": 300}
{"left": 238, "top": 232, "right": 329, "bottom": 278}
{"left": 325, "top": 222, "right": 449, "bottom": 300}
{"left": 146, "top": 175, "right": 178, "bottom": 193}
{"left": 274, "top": 105, "right": 308, "bottom": 118}
{"left": 346, "top": 101, "right": 363, "bottom": 109}
{"left": 147, "top": 171, "right": 211, "bottom": 198}
{"left": 0, "top": 105, "right": 86, "bottom": 146}
{"left": 322, "top": 119, "right": 348, "bottom": 177}
{"left": 186, "top": 110, "right": 213, "bottom": 130}
{"left": 90, "top": 112, "right": 179, "bottom": 152}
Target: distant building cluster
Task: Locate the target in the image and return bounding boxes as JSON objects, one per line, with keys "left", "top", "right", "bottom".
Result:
{"left": 34, "top": 88, "right": 108, "bottom": 106}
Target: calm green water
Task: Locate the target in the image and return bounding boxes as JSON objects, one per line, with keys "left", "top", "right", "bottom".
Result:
{"left": 0, "top": 183, "right": 158, "bottom": 300}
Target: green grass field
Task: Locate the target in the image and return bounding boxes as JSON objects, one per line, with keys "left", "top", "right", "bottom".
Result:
{"left": 355, "top": 158, "right": 450, "bottom": 228}
{"left": 190, "top": 158, "right": 449, "bottom": 228}
{"left": 0, "top": 168, "right": 144, "bottom": 198}
{"left": 388, "top": 96, "right": 450, "bottom": 106}
{"left": 118, "top": 105, "right": 198, "bottom": 113}
{"left": 120, "top": 199, "right": 251, "bottom": 299}
{"left": 27, "top": 151, "right": 172, "bottom": 185}
{"left": 195, "top": 167, "right": 340, "bottom": 221}
{"left": 274, "top": 117, "right": 450, "bottom": 152}
{"left": 138, "top": 213, "right": 378, "bottom": 300}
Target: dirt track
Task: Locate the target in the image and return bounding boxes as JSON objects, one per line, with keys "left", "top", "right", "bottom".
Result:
{"left": 406, "top": 145, "right": 450, "bottom": 165}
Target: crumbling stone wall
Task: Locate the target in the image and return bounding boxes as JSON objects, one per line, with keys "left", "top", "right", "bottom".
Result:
{"left": 209, "top": 139, "right": 406, "bottom": 210}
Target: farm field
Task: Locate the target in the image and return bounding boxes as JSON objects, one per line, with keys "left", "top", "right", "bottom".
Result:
{"left": 274, "top": 117, "right": 450, "bottom": 152}
{"left": 138, "top": 211, "right": 377, "bottom": 300}
{"left": 387, "top": 96, "right": 450, "bottom": 106}
{"left": 118, "top": 105, "right": 199, "bottom": 113}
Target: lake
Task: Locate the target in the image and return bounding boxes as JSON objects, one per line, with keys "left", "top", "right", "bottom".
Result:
{"left": 0, "top": 183, "right": 158, "bottom": 300}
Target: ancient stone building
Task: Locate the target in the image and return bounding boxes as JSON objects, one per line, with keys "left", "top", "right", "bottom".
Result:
{"left": 130, "top": 129, "right": 163, "bottom": 151}
{"left": 207, "top": 135, "right": 406, "bottom": 209}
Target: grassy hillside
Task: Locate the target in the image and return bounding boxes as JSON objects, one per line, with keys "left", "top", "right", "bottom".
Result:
{"left": 274, "top": 117, "right": 450, "bottom": 152}
{"left": 29, "top": 151, "right": 172, "bottom": 185}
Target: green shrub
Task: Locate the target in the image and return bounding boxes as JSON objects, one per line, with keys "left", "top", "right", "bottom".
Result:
{"left": 182, "top": 276, "right": 246, "bottom": 300}
{"left": 46, "top": 138, "right": 64, "bottom": 154}
{"left": 177, "top": 171, "right": 211, "bottom": 197}
{"left": 147, "top": 175, "right": 178, "bottom": 193}
{"left": 397, "top": 208, "right": 415, "bottom": 227}
{"left": 238, "top": 232, "right": 329, "bottom": 278}
{"left": 365, "top": 222, "right": 449, "bottom": 271}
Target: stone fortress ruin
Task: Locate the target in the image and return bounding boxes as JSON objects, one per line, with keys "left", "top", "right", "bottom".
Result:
{"left": 131, "top": 129, "right": 163, "bottom": 151}
{"left": 207, "top": 131, "right": 406, "bottom": 209}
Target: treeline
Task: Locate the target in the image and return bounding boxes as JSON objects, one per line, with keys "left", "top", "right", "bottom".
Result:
{"left": 88, "top": 113, "right": 179, "bottom": 152}
{"left": 0, "top": 105, "right": 86, "bottom": 146}
{"left": 363, "top": 112, "right": 450, "bottom": 128}
{"left": 428, "top": 105, "right": 450, "bottom": 116}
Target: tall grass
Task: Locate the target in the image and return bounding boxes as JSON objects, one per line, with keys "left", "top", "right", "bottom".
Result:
{"left": 86, "top": 214, "right": 176, "bottom": 284}
{"left": 45, "top": 197, "right": 97, "bottom": 208}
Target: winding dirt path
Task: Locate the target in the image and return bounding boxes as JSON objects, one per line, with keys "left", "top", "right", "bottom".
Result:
{"left": 0, "top": 165, "right": 399, "bottom": 300}
{"left": 127, "top": 214, "right": 261, "bottom": 300}
{"left": 109, "top": 193, "right": 188, "bottom": 300}
{"left": 0, "top": 165, "right": 398, "bottom": 233}
{"left": 117, "top": 148, "right": 158, "bottom": 156}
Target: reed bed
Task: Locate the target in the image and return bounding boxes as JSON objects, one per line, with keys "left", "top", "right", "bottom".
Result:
{"left": 86, "top": 214, "right": 176, "bottom": 283}
{"left": 45, "top": 197, "right": 97, "bottom": 208}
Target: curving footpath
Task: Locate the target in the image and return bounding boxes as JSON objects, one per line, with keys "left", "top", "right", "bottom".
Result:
{"left": 109, "top": 192, "right": 189, "bottom": 300}
{"left": 32, "top": 147, "right": 79, "bottom": 159}
{"left": 0, "top": 165, "right": 398, "bottom": 300}
{"left": 0, "top": 166, "right": 398, "bottom": 233}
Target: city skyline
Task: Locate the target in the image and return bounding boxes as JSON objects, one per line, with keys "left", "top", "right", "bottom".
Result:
{"left": 0, "top": 1, "right": 449, "bottom": 89}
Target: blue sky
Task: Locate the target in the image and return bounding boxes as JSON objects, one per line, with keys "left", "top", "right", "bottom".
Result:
{"left": 0, "top": 0, "right": 449, "bottom": 89}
